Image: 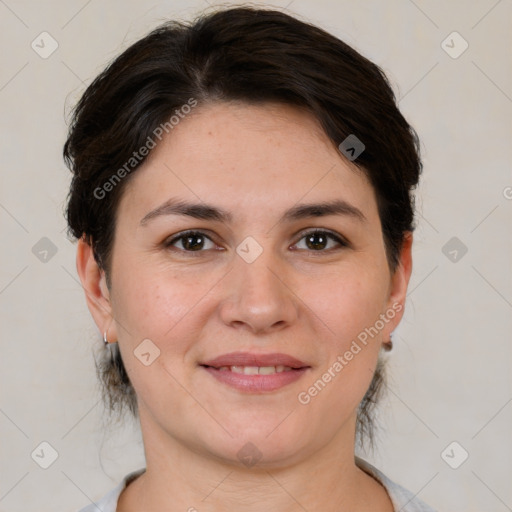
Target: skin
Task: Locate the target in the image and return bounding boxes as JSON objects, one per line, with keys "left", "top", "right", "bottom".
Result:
{"left": 77, "top": 101, "right": 413, "bottom": 511}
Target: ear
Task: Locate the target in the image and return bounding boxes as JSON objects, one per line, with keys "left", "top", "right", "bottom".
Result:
{"left": 381, "top": 231, "right": 413, "bottom": 339}
{"left": 75, "top": 236, "right": 117, "bottom": 342}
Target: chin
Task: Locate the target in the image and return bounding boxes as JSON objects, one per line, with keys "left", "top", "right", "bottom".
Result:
{"left": 200, "top": 423, "right": 313, "bottom": 469}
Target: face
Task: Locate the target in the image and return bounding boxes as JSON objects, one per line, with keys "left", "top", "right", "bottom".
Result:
{"left": 78, "top": 101, "right": 412, "bottom": 468}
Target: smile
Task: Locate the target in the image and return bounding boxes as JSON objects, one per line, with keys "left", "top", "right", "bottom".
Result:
{"left": 199, "top": 351, "right": 311, "bottom": 392}
{"left": 200, "top": 364, "right": 309, "bottom": 392}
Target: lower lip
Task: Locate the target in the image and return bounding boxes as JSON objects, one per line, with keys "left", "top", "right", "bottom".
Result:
{"left": 201, "top": 366, "right": 309, "bottom": 392}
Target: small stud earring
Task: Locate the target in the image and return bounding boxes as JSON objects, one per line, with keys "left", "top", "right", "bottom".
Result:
{"left": 383, "top": 339, "right": 393, "bottom": 351}
{"left": 103, "top": 330, "right": 116, "bottom": 363}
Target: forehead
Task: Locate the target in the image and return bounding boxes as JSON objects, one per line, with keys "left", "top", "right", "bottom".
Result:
{"left": 119, "top": 101, "right": 378, "bottom": 225}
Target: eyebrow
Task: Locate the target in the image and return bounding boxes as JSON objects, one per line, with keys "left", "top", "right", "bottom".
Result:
{"left": 139, "top": 197, "right": 367, "bottom": 226}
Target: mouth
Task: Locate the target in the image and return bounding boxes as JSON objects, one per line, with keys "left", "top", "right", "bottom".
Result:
{"left": 201, "top": 351, "right": 309, "bottom": 369}
{"left": 199, "top": 351, "right": 311, "bottom": 392}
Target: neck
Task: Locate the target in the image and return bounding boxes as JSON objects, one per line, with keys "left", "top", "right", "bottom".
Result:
{"left": 118, "top": 409, "right": 392, "bottom": 512}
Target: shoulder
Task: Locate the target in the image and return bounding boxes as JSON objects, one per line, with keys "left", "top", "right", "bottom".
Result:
{"left": 76, "top": 469, "right": 146, "bottom": 512}
{"left": 355, "top": 457, "right": 437, "bottom": 512}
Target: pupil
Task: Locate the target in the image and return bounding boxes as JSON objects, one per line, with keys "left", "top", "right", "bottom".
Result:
{"left": 307, "top": 233, "right": 326, "bottom": 250}
{"left": 184, "top": 235, "right": 203, "bottom": 250}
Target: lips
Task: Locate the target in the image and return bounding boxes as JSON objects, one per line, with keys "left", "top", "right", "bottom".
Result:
{"left": 201, "top": 351, "right": 309, "bottom": 369}
{"left": 200, "top": 351, "right": 311, "bottom": 392}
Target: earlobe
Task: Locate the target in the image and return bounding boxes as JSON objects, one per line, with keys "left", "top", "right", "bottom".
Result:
{"left": 75, "top": 236, "right": 116, "bottom": 339}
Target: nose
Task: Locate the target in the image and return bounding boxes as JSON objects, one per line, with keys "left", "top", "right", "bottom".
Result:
{"left": 218, "top": 246, "right": 299, "bottom": 335}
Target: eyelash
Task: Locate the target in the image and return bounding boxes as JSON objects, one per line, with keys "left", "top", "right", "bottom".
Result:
{"left": 163, "top": 229, "right": 349, "bottom": 256}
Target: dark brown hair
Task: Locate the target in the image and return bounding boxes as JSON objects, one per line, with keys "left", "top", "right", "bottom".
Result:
{"left": 64, "top": 6, "right": 422, "bottom": 447}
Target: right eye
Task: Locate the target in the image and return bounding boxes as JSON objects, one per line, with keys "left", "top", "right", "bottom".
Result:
{"left": 164, "top": 230, "right": 218, "bottom": 254}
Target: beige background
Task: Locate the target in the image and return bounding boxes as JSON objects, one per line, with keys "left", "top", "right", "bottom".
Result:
{"left": 1, "top": 1, "right": 511, "bottom": 511}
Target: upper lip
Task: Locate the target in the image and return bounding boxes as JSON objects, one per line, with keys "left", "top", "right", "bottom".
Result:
{"left": 201, "top": 351, "right": 310, "bottom": 369}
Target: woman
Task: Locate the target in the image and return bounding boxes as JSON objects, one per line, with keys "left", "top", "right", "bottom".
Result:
{"left": 65, "top": 6, "right": 435, "bottom": 511}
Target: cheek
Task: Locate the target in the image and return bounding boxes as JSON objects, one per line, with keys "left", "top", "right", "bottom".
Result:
{"left": 296, "top": 272, "right": 385, "bottom": 417}
{"left": 112, "top": 257, "right": 212, "bottom": 342}
{"left": 111, "top": 265, "right": 206, "bottom": 417}
{"left": 307, "top": 265, "right": 388, "bottom": 408}
{"left": 303, "top": 264, "right": 389, "bottom": 346}
{"left": 298, "top": 347, "right": 379, "bottom": 431}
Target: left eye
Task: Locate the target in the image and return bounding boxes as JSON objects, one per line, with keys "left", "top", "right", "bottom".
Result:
{"left": 293, "top": 230, "right": 347, "bottom": 252}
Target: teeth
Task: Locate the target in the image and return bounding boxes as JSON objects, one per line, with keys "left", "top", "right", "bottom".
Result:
{"left": 225, "top": 365, "right": 293, "bottom": 374}
{"left": 259, "top": 366, "right": 278, "bottom": 375}
{"left": 233, "top": 365, "right": 258, "bottom": 375}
